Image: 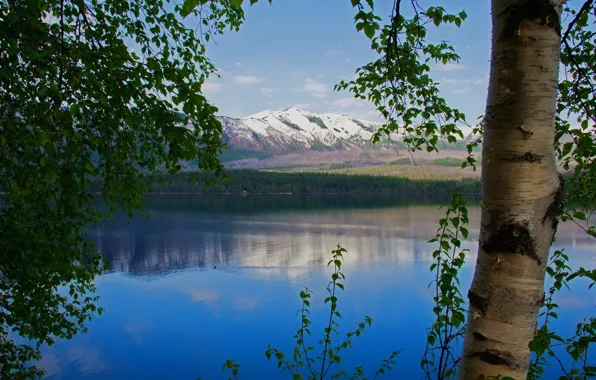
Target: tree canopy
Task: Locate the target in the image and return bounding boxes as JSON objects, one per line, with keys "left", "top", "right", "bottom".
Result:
{"left": 1, "top": 0, "right": 596, "bottom": 378}
{"left": 0, "top": 0, "right": 242, "bottom": 376}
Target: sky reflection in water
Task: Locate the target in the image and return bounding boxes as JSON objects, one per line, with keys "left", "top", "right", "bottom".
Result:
{"left": 39, "top": 196, "right": 596, "bottom": 379}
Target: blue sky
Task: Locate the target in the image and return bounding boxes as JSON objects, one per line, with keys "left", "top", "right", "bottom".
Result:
{"left": 201, "top": 0, "right": 492, "bottom": 121}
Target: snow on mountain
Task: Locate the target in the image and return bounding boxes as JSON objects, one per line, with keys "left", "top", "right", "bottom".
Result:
{"left": 217, "top": 106, "right": 481, "bottom": 156}
{"left": 219, "top": 106, "right": 383, "bottom": 154}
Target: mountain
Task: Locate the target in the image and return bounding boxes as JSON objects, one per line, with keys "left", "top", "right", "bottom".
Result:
{"left": 209, "top": 106, "right": 478, "bottom": 169}
{"left": 219, "top": 106, "right": 384, "bottom": 154}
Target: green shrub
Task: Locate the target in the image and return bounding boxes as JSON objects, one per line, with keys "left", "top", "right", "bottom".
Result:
{"left": 205, "top": 245, "right": 400, "bottom": 380}
{"left": 390, "top": 158, "right": 410, "bottom": 165}
{"left": 433, "top": 158, "right": 463, "bottom": 167}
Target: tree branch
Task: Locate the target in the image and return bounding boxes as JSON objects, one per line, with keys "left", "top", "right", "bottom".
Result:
{"left": 562, "top": 0, "right": 594, "bottom": 44}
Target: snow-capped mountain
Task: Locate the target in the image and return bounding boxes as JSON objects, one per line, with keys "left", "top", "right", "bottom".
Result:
{"left": 219, "top": 106, "right": 384, "bottom": 154}
{"left": 218, "top": 106, "right": 479, "bottom": 157}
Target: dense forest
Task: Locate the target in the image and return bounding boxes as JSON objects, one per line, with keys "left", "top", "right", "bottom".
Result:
{"left": 134, "top": 193, "right": 481, "bottom": 215}
{"left": 150, "top": 169, "right": 482, "bottom": 195}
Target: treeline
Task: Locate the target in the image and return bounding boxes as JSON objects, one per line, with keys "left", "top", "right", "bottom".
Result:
{"left": 137, "top": 194, "right": 481, "bottom": 215}
{"left": 150, "top": 169, "right": 481, "bottom": 195}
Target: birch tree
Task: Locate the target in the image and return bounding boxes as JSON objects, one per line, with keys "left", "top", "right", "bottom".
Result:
{"left": 339, "top": 0, "right": 596, "bottom": 379}
{"left": 459, "top": 0, "right": 564, "bottom": 378}
{"left": 3, "top": 0, "right": 596, "bottom": 378}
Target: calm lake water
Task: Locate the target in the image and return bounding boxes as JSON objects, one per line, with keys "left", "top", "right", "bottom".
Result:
{"left": 37, "top": 196, "right": 595, "bottom": 379}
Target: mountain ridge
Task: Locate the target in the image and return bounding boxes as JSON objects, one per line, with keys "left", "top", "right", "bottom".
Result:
{"left": 218, "top": 106, "right": 478, "bottom": 158}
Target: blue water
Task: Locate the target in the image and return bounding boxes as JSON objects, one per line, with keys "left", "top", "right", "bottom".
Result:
{"left": 36, "top": 196, "right": 596, "bottom": 379}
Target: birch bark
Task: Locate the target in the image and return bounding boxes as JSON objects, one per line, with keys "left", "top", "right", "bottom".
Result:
{"left": 459, "top": 1, "right": 564, "bottom": 378}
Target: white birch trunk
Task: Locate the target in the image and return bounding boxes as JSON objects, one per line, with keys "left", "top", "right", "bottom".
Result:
{"left": 459, "top": 0, "right": 564, "bottom": 378}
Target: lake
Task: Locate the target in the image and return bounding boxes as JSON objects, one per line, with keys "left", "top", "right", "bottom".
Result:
{"left": 37, "top": 195, "right": 595, "bottom": 379}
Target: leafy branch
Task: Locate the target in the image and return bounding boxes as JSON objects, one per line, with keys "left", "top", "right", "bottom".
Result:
{"left": 336, "top": 0, "right": 469, "bottom": 157}
{"left": 421, "top": 194, "right": 469, "bottom": 380}
{"left": 211, "top": 245, "right": 401, "bottom": 380}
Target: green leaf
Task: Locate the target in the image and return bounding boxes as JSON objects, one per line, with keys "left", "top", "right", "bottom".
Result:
{"left": 461, "top": 227, "right": 469, "bottom": 239}
{"left": 573, "top": 211, "right": 587, "bottom": 220}
{"left": 364, "top": 24, "right": 376, "bottom": 39}
{"left": 40, "top": 133, "right": 49, "bottom": 147}
{"left": 180, "top": 0, "right": 199, "bottom": 17}
{"left": 85, "top": 162, "right": 95, "bottom": 173}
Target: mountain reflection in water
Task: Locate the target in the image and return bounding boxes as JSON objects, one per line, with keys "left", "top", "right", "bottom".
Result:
{"left": 38, "top": 195, "right": 595, "bottom": 379}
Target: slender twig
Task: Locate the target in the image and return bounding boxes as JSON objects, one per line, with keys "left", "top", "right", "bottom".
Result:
{"left": 59, "top": 0, "right": 65, "bottom": 93}
{"left": 319, "top": 266, "right": 339, "bottom": 379}
{"left": 562, "top": 0, "right": 594, "bottom": 44}
{"left": 371, "top": 349, "right": 403, "bottom": 380}
{"left": 561, "top": 1, "right": 596, "bottom": 124}
{"left": 298, "top": 296, "right": 316, "bottom": 377}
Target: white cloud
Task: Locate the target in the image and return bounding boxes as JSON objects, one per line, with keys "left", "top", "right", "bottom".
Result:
{"left": 260, "top": 87, "right": 278, "bottom": 97}
{"left": 294, "top": 103, "right": 311, "bottom": 109}
{"left": 235, "top": 61, "right": 244, "bottom": 67}
{"left": 357, "top": 110, "right": 384, "bottom": 121}
{"left": 303, "top": 78, "right": 328, "bottom": 97}
{"left": 440, "top": 78, "right": 460, "bottom": 85}
{"left": 434, "top": 63, "right": 467, "bottom": 72}
{"left": 344, "top": 58, "right": 354, "bottom": 63}
{"left": 202, "top": 81, "right": 224, "bottom": 93}
{"left": 184, "top": 289, "right": 219, "bottom": 303}
{"left": 329, "top": 108, "right": 383, "bottom": 122}
{"left": 236, "top": 297, "right": 257, "bottom": 311}
{"left": 451, "top": 87, "right": 471, "bottom": 95}
{"left": 325, "top": 97, "right": 368, "bottom": 109}
{"left": 325, "top": 50, "right": 341, "bottom": 56}
{"left": 325, "top": 98, "right": 380, "bottom": 121}
{"left": 37, "top": 352, "right": 60, "bottom": 377}
{"left": 439, "top": 77, "right": 483, "bottom": 86}
{"left": 233, "top": 75, "right": 263, "bottom": 85}
{"left": 67, "top": 346, "right": 108, "bottom": 374}
{"left": 337, "top": 72, "right": 359, "bottom": 82}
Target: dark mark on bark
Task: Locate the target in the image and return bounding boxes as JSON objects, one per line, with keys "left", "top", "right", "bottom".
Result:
{"left": 482, "top": 223, "right": 541, "bottom": 265}
{"left": 542, "top": 172, "right": 565, "bottom": 241}
{"left": 536, "top": 293, "right": 546, "bottom": 307}
{"left": 468, "top": 290, "right": 488, "bottom": 316}
{"left": 505, "top": 151, "right": 544, "bottom": 163}
{"left": 502, "top": 0, "right": 561, "bottom": 38}
{"left": 517, "top": 125, "right": 533, "bottom": 138}
{"left": 473, "top": 332, "right": 488, "bottom": 341}
{"left": 470, "top": 349, "right": 517, "bottom": 369}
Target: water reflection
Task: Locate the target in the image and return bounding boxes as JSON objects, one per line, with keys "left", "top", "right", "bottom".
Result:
{"left": 91, "top": 196, "right": 593, "bottom": 278}
{"left": 40, "top": 196, "right": 596, "bottom": 379}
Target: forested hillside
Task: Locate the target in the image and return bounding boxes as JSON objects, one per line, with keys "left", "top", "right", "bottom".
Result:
{"left": 151, "top": 169, "right": 481, "bottom": 195}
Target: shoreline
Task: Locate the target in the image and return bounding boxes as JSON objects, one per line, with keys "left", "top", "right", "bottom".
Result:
{"left": 141, "top": 192, "right": 482, "bottom": 196}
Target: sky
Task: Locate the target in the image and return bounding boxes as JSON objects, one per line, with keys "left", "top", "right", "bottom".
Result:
{"left": 200, "top": 0, "right": 493, "bottom": 121}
